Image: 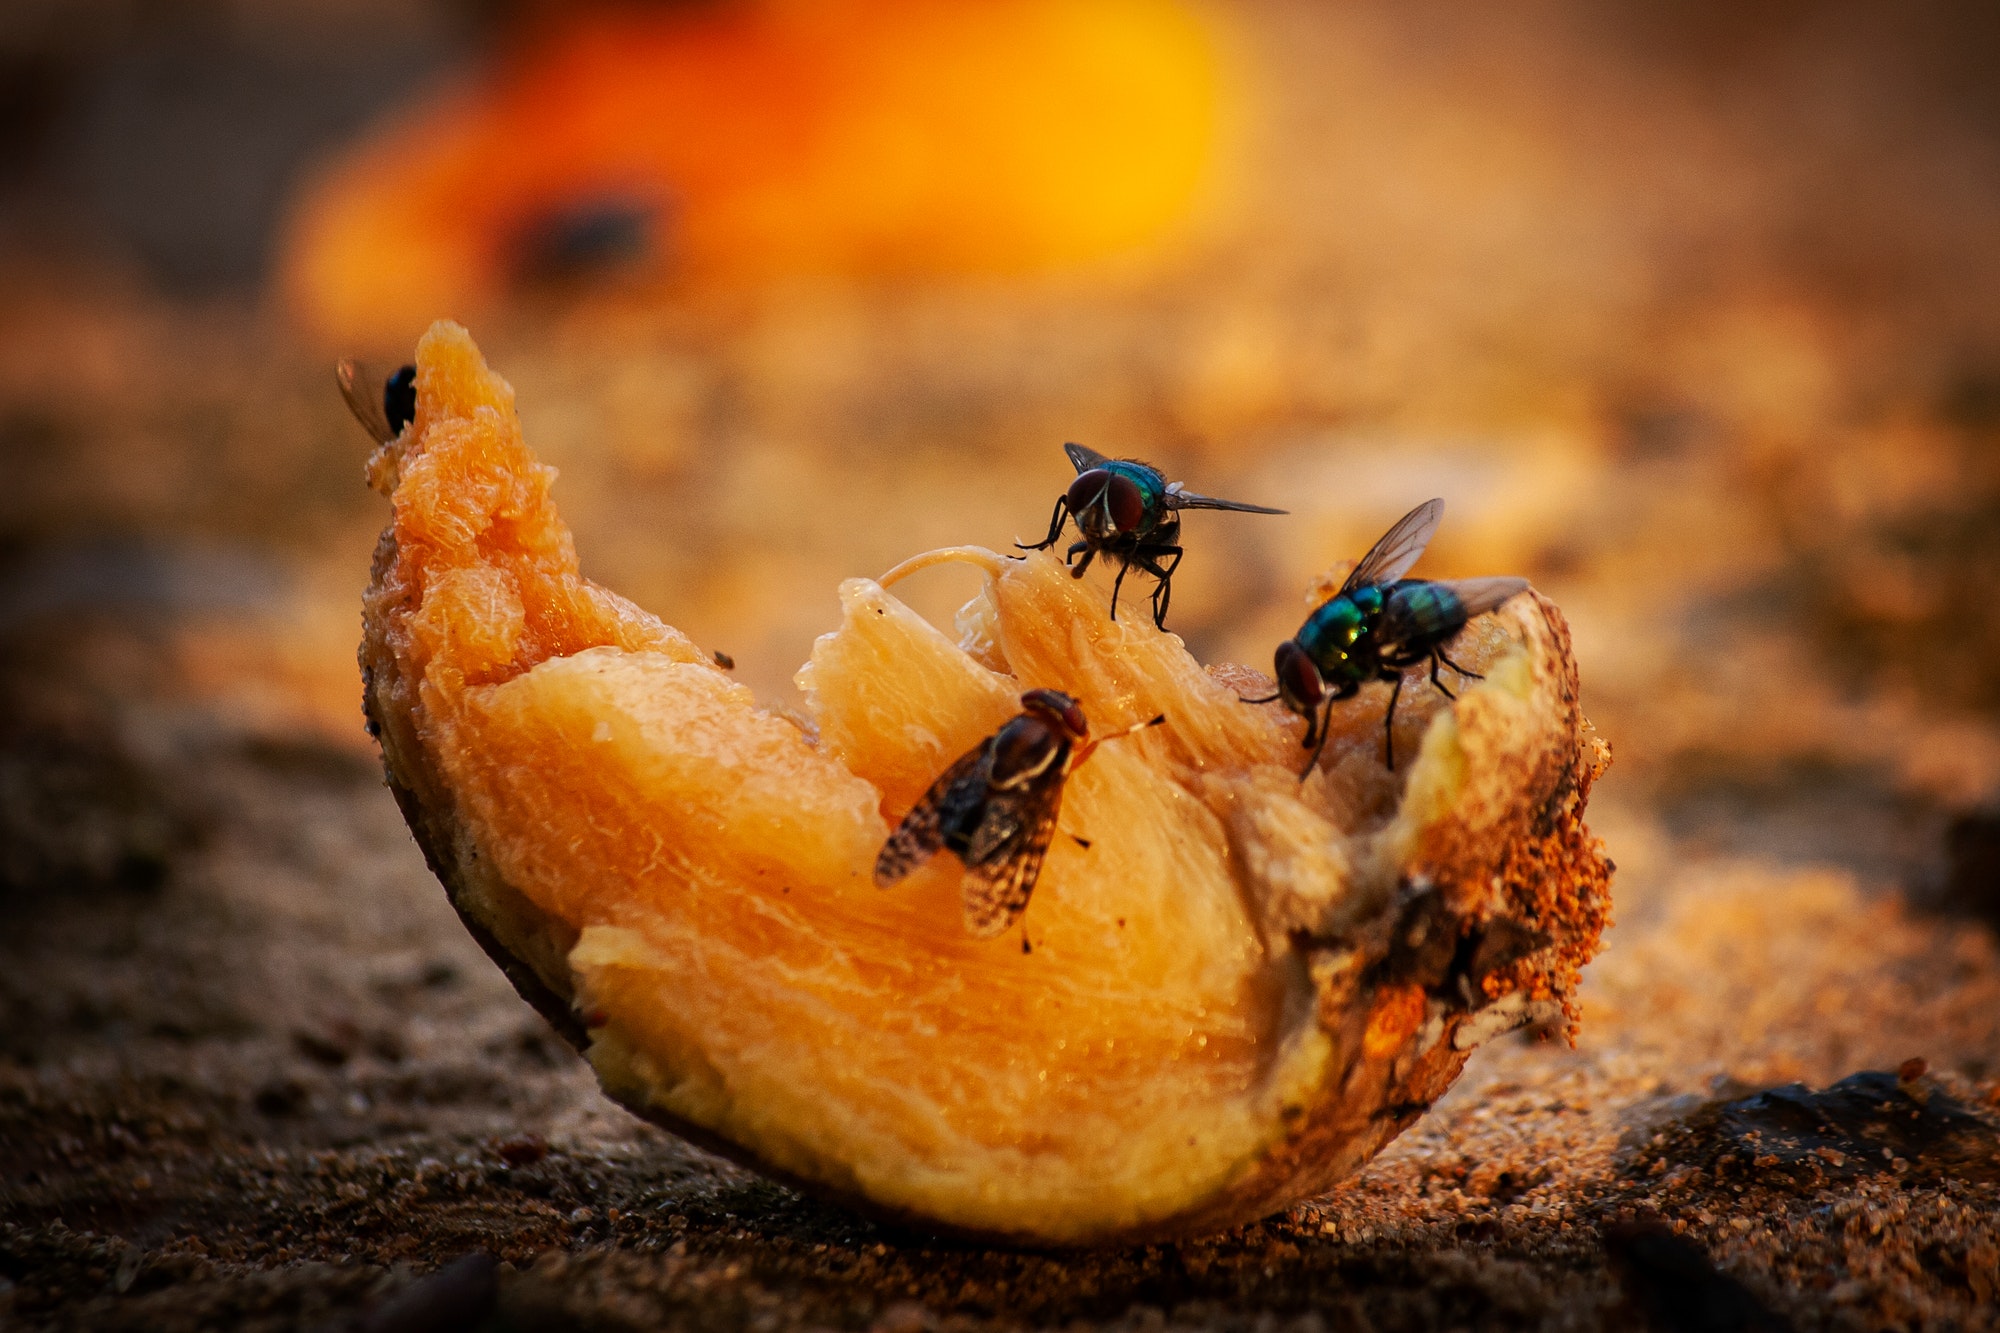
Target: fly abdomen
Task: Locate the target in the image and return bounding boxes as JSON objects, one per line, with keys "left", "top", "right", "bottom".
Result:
{"left": 1381, "top": 580, "right": 1467, "bottom": 648}
{"left": 938, "top": 769, "right": 996, "bottom": 857}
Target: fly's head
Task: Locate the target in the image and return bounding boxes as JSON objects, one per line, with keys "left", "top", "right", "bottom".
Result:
{"left": 1018, "top": 689, "right": 1089, "bottom": 743}
{"left": 384, "top": 365, "right": 417, "bottom": 435}
{"left": 1066, "top": 469, "right": 1147, "bottom": 543}
{"left": 1271, "top": 641, "right": 1325, "bottom": 722}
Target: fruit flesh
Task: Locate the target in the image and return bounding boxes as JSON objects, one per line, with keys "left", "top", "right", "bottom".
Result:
{"left": 362, "top": 322, "right": 1607, "bottom": 1243}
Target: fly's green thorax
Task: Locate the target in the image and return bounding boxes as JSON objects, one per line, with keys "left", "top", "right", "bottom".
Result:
{"left": 1102, "top": 460, "right": 1170, "bottom": 537}
{"left": 1297, "top": 585, "right": 1386, "bottom": 687}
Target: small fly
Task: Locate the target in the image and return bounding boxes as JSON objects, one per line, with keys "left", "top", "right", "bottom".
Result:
{"left": 1247, "top": 498, "right": 1528, "bottom": 776}
{"left": 875, "top": 689, "right": 1163, "bottom": 947}
{"left": 336, "top": 360, "right": 417, "bottom": 444}
{"left": 1019, "top": 443, "right": 1284, "bottom": 630}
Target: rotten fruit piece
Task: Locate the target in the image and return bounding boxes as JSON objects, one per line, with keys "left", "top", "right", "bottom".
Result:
{"left": 360, "top": 322, "right": 1612, "bottom": 1244}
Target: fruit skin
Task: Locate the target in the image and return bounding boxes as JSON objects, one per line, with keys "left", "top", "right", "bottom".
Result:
{"left": 359, "top": 321, "right": 1611, "bottom": 1244}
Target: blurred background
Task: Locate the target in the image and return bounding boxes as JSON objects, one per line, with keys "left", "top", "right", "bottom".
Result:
{"left": 8, "top": 0, "right": 2000, "bottom": 896}
{"left": 4, "top": 0, "right": 2000, "bottom": 1323}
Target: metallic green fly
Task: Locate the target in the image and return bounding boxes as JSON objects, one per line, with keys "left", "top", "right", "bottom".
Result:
{"left": 1019, "top": 443, "right": 1284, "bottom": 630}
{"left": 1248, "top": 498, "right": 1528, "bottom": 776}
{"left": 875, "top": 689, "right": 1162, "bottom": 947}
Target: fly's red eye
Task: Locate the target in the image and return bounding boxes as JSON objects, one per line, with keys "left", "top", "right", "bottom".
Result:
{"left": 1275, "top": 642, "right": 1323, "bottom": 712}
{"left": 1066, "top": 469, "right": 1111, "bottom": 515}
{"left": 1104, "top": 473, "right": 1145, "bottom": 534}
{"left": 1018, "top": 689, "right": 1089, "bottom": 739}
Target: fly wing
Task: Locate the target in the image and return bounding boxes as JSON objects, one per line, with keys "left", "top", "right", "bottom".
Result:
{"left": 874, "top": 746, "right": 990, "bottom": 887}
{"left": 1063, "top": 441, "right": 1111, "bottom": 474}
{"left": 959, "top": 779, "right": 1064, "bottom": 938}
{"left": 1439, "top": 575, "right": 1530, "bottom": 619}
{"left": 1341, "top": 498, "right": 1445, "bottom": 593}
{"left": 1165, "top": 484, "right": 1286, "bottom": 516}
{"left": 955, "top": 744, "right": 1070, "bottom": 937}
{"left": 960, "top": 779, "right": 1034, "bottom": 867}
{"left": 335, "top": 359, "right": 396, "bottom": 445}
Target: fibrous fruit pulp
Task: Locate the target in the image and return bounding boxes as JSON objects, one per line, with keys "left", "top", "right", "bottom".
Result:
{"left": 359, "top": 322, "right": 1611, "bottom": 1244}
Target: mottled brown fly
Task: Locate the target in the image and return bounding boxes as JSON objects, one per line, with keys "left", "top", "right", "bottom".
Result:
{"left": 874, "top": 689, "right": 1163, "bottom": 944}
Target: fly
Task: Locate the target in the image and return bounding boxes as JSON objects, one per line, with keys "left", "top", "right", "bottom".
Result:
{"left": 1019, "top": 443, "right": 1283, "bottom": 630}
{"left": 875, "top": 689, "right": 1163, "bottom": 946}
{"left": 1247, "top": 498, "right": 1528, "bottom": 776}
{"left": 336, "top": 360, "right": 417, "bottom": 444}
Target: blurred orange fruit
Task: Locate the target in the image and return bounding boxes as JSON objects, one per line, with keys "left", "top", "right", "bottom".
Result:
{"left": 282, "top": 0, "right": 1232, "bottom": 344}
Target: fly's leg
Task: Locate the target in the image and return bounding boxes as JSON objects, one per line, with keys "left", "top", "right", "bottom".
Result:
{"left": 1381, "top": 673, "right": 1405, "bottom": 770}
{"left": 1299, "top": 696, "right": 1342, "bottom": 781}
{"left": 1018, "top": 496, "right": 1071, "bottom": 552}
{"left": 1428, "top": 653, "right": 1458, "bottom": 700}
{"left": 1067, "top": 541, "right": 1095, "bottom": 577}
{"left": 1437, "top": 648, "right": 1484, "bottom": 682}
{"left": 1108, "top": 556, "right": 1132, "bottom": 621}
{"left": 1299, "top": 682, "right": 1354, "bottom": 781}
{"left": 1133, "top": 545, "right": 1184, "bottom": 629}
